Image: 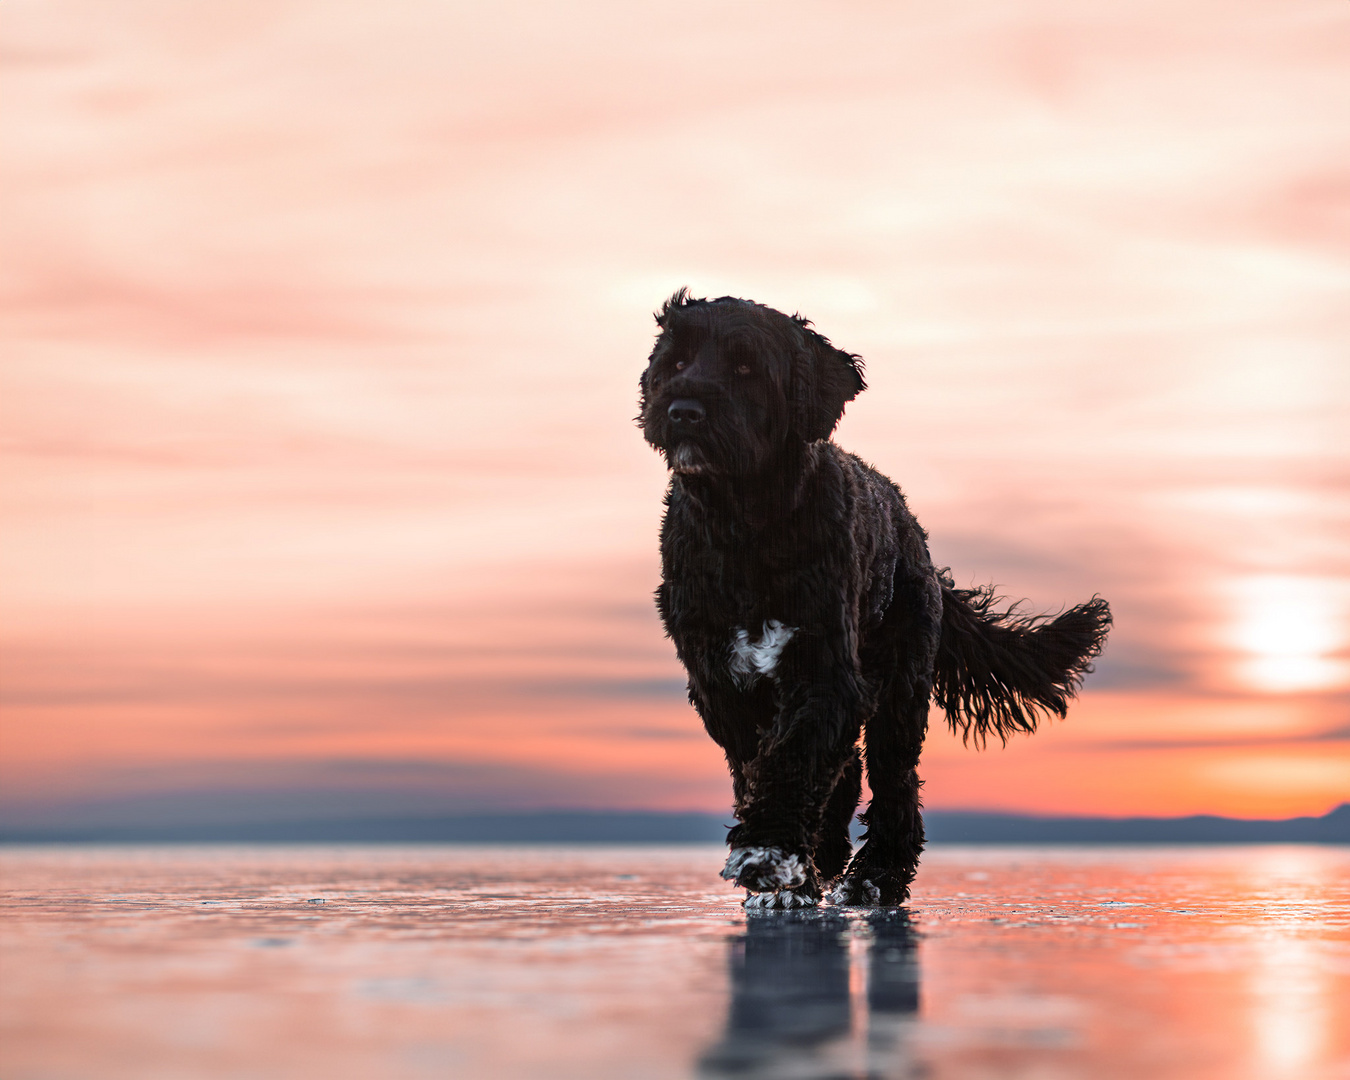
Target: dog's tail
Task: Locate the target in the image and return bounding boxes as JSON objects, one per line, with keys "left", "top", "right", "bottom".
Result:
{"left": 933, "top": 576, "right": 1112, "bottom": 747}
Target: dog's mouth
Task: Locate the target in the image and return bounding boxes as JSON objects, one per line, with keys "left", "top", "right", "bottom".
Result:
{"left": 670, "top": 442, "right": 711, "bottom": 476}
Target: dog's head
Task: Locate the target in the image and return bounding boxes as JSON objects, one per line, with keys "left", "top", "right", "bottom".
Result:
{"left": 637, "top": 290, "right": 866, "bottom": 478}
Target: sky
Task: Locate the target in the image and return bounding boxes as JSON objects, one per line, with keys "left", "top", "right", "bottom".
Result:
{"left": 2, "top": 0, "right": 1348, "bottom": 828}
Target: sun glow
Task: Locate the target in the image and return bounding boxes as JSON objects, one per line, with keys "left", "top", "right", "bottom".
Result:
{"left": 1230, "top": 576, "right": 1350, "bottom": 692}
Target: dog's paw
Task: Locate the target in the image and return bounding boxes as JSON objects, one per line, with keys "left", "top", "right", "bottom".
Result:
{"left": 830, "top": 870, "right": 912, "bottom": 906}
{"left": 721, "top": 846, "right": 808, "bottom": 892}
{"left": 744, "top": 887, "right": 819, "bottom": 910}
{"left": 826, "top": 877, "right": 882, "bottom": 907}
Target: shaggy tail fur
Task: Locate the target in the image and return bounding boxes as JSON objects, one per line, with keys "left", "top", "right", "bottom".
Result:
{"left": 933, "top": 577, "right": 1112, "bottom": 747}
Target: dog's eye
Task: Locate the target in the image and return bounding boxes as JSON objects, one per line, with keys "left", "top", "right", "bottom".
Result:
{"left": 675, "top": 360, "right": 686, "bottom": 371}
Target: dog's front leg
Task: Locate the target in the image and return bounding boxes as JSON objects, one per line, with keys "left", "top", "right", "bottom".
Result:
{"left": 722, "top": 638, "right": 866, "bottom": 907}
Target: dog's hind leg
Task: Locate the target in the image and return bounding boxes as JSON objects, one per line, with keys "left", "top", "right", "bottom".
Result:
{"left": 830, "top": 709, "right": 925, "bottom": 906}
{"left": 813, "top": 748, "right": 862, "bottom": 884}
{"left": 832, "top": 575, "right": 940, "bottom": 907}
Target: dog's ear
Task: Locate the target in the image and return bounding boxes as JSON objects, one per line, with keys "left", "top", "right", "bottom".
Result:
{"left": 639, "top": 289, "right": 689, "bottom": 422}
{"left": 638, "top": 296, "right": 685, "bottom": 425}
{"left": 636, "top": 367, "right": 649, "bottom": 426}
{"left": 636, "top": 340, "right": 662, "bottom": 426}
{"left": 793, "top": 326, "right": 866, "bottom": 443}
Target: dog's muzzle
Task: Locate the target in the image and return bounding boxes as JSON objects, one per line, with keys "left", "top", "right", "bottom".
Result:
{"left": 664, "top": 398, "right": 710, "bottom": 474}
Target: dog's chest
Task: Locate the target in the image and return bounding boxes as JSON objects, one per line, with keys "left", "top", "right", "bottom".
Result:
{"left": 660, "top": 490, "right": 817, "bottom": 686}
{"left": 727, "top": 619, "right": 796, "bottom": 687}
{"left": 660, "top": 535, "right": 799, "bottom": 687}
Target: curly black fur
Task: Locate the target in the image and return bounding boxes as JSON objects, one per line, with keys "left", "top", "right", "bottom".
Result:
{"left": 638, "top": 291, "right": 1111, "bottom": 906}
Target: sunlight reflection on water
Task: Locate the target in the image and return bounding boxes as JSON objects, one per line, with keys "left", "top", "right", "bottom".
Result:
{"left": 1, "top": 845, "right": 1347, "bottom": 1079}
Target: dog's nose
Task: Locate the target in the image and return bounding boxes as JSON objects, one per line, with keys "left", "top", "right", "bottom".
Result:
{"left": 668, "top": 398, "right": 705, "bottom": 425}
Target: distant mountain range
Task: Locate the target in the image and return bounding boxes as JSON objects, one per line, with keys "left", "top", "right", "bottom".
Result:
{"left": 924, "top": 803, "right": 1349, "bottom": 844}
{"left": 2, "top": 804, "right": 1346, "bottom": 844}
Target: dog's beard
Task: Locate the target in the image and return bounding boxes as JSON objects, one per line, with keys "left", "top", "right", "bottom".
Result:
{"left": 663, "top": 427, "right": 777, "bottom": 479}
{"left": 670, "top": 441, "right": 709, "bottom": 475}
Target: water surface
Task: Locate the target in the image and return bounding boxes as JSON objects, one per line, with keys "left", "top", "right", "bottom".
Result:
{"left": 2, "top": 845, "right": 1347, "bottom": 1079}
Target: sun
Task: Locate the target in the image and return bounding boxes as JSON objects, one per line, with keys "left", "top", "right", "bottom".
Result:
{"left": 1230, "top": 576, "right": 1350, "bottom": 693}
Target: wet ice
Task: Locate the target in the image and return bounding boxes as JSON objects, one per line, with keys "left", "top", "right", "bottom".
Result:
{"left": 1, "top": 844, "right": 1347, "bottom": 1079}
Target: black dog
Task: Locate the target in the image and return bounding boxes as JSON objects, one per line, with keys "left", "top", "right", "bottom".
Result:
{"left": 638, "top": 290, "right": 1111, "bottom": 908}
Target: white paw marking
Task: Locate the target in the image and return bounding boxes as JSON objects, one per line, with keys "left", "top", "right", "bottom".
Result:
{"left": 721, "top": 846, "right": 808, "bottom": 889}
{"left": 744, "top": 888, "right": 819, "bottom": 910}
{"left": 728, "top": 620, "right": 796, "bottom": 685}
{"left": 827, "top": 879, "right": 881, "bottom": 906}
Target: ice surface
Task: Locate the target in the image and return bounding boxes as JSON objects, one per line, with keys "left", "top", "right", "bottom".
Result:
{"left": 1, "top": 844, "right": 1348, "bottom": 1079}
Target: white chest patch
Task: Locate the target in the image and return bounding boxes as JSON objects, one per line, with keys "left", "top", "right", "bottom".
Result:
{"left": 728, "top": 620, "right": 796, "bottom": 686}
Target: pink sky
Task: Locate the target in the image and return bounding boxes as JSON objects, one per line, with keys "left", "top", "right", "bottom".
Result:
{"left": 2, "top": 0, "right": 1348, "bottom": 824}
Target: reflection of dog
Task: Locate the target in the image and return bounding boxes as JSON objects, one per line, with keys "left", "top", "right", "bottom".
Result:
{"left": 699, "top": 912, "right": 851, "bottom": 1077}
{"left": 639, "top": 292, "right": 1111, "bottom": 908}
{"left": 698, "top": 909, "right": 919, "bottom": 1078}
